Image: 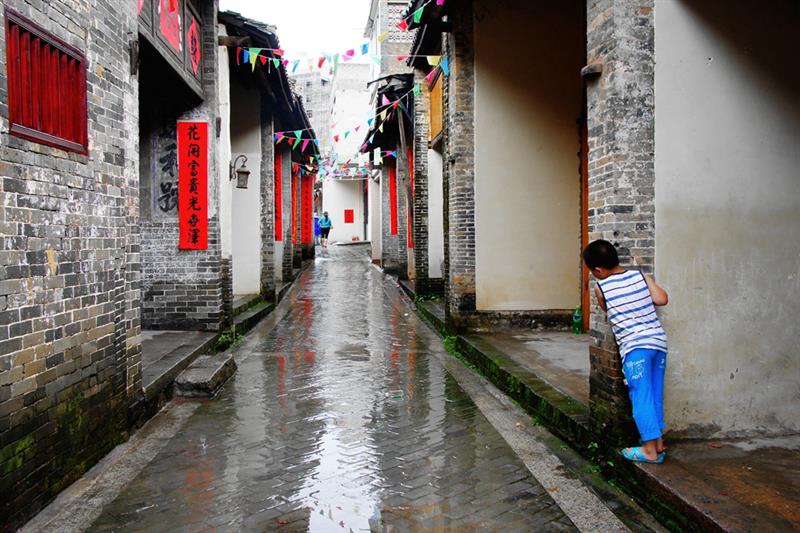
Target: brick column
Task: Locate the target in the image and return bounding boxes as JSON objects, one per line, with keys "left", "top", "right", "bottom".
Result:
{"left": 292, "top": 167, "right": 303, "bottom": 270}
{"left": 260, "top": 106, "right": 276, "bottom": 300}
{"left": 586, "top": 0, "right": 656, "bottom": 443}
{"left": 411, "top": 70, "right": 432, "bottom": 293}
{"left": 443, "top": 2, "right": 476, "bottom": 331}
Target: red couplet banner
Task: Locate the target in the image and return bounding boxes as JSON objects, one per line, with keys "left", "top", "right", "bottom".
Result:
{"left": 178, "top": 121, "right": 208, "bottom": 250}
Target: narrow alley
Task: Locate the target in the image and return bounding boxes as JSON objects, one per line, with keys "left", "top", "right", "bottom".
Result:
{"left": 23, "top": 246, "right": 633, "bottom": 532}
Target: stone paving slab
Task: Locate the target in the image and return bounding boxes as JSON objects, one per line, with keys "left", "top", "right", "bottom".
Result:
{"left": 175, "top": 353, "right": 237, "bottom": 398}
{"left": 86, "top": 247, "right": 581, "bottom": 532}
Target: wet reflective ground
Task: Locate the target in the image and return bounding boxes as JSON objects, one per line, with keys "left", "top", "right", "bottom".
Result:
{"left": 90, "top": 247, "right": 576, "bottom": 532}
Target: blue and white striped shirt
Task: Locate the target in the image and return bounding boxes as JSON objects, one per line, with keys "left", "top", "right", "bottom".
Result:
{"left": 597, "top": 270, "right": 668, "bottom": 360}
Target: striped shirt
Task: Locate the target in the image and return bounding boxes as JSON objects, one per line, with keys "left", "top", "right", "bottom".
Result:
{"left": 597, "top": 270, "right": 668, "bottom": 360}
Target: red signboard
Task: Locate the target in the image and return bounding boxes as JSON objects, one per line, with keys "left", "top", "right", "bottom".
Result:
{"left": 389, "top": 157, "right": 398, "bottom": 236}
{"left": 344, "top": 209, "right": 354, "bottom": 224}
{"left": 302, "top": 175, "right": 313, "bottom": 244}
{"left": 177, "top": 121, "right": 208, "bottom": 250}
{"left": 407, "top": 148, "right": 414, "bottom": 249}
{"left": 291, "top": 169, "right": 298, "bottom": 244}
{"left": 274, "top": 149, "right": 282, "bottom": 241}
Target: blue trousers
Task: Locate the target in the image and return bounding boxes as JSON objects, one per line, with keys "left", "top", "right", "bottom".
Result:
{"left": 623, "top": 349, "right": 667, "bottom": 442}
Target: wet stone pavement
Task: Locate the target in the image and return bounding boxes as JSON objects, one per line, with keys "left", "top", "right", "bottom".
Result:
{"left": 90, "top": 246, "right": 577, "bottom": 532}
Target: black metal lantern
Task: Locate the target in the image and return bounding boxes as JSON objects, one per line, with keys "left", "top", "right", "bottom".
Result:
{"left": 230, "top": 155, "right": 250, "bottom": 189}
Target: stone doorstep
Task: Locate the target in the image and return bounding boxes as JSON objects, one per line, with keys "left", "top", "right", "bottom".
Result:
{"left": 142, "top": 334, "right": 217, "bottom": 402}
{"left": 405, "top": 285, "right": 782, "bottom": 532}
{"left": 233, "top": 301, "right": 274, "bottom": 333}
{"left": 232, "top": 294, "right": 261, "bottom": 317}
{"left": 174, "top": 354, "right": 237, "bottom": 398}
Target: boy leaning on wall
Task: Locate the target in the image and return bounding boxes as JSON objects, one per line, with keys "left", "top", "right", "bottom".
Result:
{"left": 582, "top": 240, "right": 670, "bottom": 464}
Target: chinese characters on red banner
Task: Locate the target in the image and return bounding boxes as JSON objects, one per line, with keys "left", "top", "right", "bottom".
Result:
{"left": 301, "top": 176, "right": 313, "bottom": 244}
{"left": 159, "top": 0, "right": 182, "bottom": 53}
{"left": 178, "top": 121, "right": 208, "bottom": 250}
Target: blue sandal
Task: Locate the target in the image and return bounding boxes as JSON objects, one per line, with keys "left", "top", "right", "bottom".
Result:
{"left": 621, "top": 447, "right": 665, "bottom": 464}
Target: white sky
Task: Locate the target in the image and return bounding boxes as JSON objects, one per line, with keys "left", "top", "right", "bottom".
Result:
{"left": 219, "top": 0, "right": 372, "bottom": 65}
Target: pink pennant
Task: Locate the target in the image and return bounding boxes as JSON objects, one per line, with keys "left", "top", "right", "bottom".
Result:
{"left": 302, "top": 139, "right": 310, "bottom": 152}
{"left": 274, "top": 49, "right": 285, "bottom": 57}
{"left": 345, "top": 49, "right": 355, "bottom": 57}
{"left": 283, "top": 60, "right": 289, "bottom": 67}
{"left": 426, "top": 69, "right": 436, "bottom": 83}
{"left": 436, "top": 0, "right": 445, "bottom": 5}
{"left": 392, "top": 101, "right": 399, "bottom": 109}
{"left": 397, "top": 55, "right": 409, "bottom": 62}
{"left": 381, "top": 95, "right": 391, "bottom": 106}
{"left": 355, "top": 126, "right": 361, "bottom": 132}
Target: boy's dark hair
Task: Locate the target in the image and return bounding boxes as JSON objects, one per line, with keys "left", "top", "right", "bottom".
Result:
{"left": 582, "top": 240, "right": 620, "bottom": 269}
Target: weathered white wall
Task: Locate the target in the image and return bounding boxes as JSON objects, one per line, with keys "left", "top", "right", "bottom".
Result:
{"left": 322, "top": 180, "right": 365, "bottom": 243}
{"left": 428, "top": 149, "right": 444, "bottom": 278}
{"left": 655, "top": 0, "right": 800, "bottom": 437}
{"left": 369, "top": 177, "right": 381, "bottom": 261}
{"left": 217, "top": 25, "right": 233, "bottom": 259}
{"left": 474, "top": 1, "right": 583, "bottom": 311}
{"left": 230, "top": 82, "right": 262, "bottom": 295}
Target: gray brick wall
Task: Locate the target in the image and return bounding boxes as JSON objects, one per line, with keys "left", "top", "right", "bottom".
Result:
{"left": 0, "top": 0, "right": 140, "bottom": 527}
{"left": 410, "top": 70, "right": 434, "bottom": 293}
{"left": 139, "top": 0, "right": 224, "bottom": 332}
{"left": 259, "top": 107, "right": 276, "bottom": 300}
{"left": 442, "top": 2, "right": 477, "bottom": 331}
{"left": 585, "top": 0, "right": 655, "bottom": 442}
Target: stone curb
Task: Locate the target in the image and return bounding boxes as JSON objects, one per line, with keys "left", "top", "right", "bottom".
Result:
{"left": 401, "top": 284, "right": 732, "bottom": 533}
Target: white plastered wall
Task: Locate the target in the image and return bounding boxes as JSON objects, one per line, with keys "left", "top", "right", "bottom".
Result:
{"left": 428, "top": 149, "right": 444, "bottom": 278}
{"left": 655, "top": 0, "right": 800, "bottom": 437}
{"left": 474, "top": 1, "right": 583, "bottom": 311}
{"left": 322, "top": 180, "right": 365, "bottom": 243}
{"left": 217, "top": 25, "right": 233, "bottom": 260}
{"left": 230, "top": 82, "right": 262, "bottom": 295}
{"left": 369, "top": 177, "right": 381, "bottom": 261}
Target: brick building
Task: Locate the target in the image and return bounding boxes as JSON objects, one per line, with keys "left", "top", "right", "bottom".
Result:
{"left": 0, "top": 1, "right": 315, "bottom": 528}
{"left": 402, "top": 0, "right": 800, "bottom": 444}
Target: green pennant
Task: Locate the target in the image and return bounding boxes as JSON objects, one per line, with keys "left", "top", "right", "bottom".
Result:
{"left": 272, "top": 58, "right": 280, "bottom": 68}
{"left": 413, "top": 6, "right": 424, "bottom": 24}
{"left": 293, "top": 137, "right": 302, "bottom": 149}
{"left": 249, "top": 48, "right": 262, "bottom": 72}
{"left": 413, "top": 83, "right": 421, "bottom": 96}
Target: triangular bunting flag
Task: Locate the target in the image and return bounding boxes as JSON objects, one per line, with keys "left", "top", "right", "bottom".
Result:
{"left": 236, "top": 47, "right": 242, "bottom": 65}
{"left": 272, "top": 58, "right": 280, "bottom": 68}
{"left": 361, "top": 43, "right": 369, "bottom": 55}
{"left": 397, "top": 55, "right": 409, "bottom": 62}
{"left": 380, "top": 110, "right": 387, "bottom": 121}
{"left": 392, "top": 101, "right": 399, "bottom": 109}
{"left": 302, "top": 139, "right": 310, "bottom": 152}
{"left": 344, "top": 130, "right": 350, "bottom": 139}
{"left": 314, "top": 139, "right": 320, "bottom": 147}
{"left": 436, "top": 0, "right": 445, "bottom": 5}
{"left": 274, "top": 49, "right": 285, "bottom": 57}
{"left": 367, "top": 118, "right": 374, "bottom": 127}
{"left": 334, "top": 135, "right": 340, "bottom": 143}
{"left": 381, "top": 95, "right": 391, "bottom": 106}
{"left": 293, "top": 130, "right": 302, "bottom": 140}
{"left": 292, "top": 60, "right": 300, "bottom": 73}
{"left": 427, "top": 55, "right": 441, "bottom": 67}
{"left": 370, "top": 53, "right": 382, "bottom": 66}
{"left": 378, "top": 31, "right": 389, "bottom": 42}
{"left": 249, "top": 48, "right": 262, "bottom": 72}
{"left": 355, "top": 126, "right": 361, "bottom": 132}
{"left": 318, "top": 56, "right": 326, "bottom": 68}
{"left": 426, "top": 69, "right": 436, "bottom": 83}
{"left": 413, "top": 6, "right": 424, "bottom": 23}
{"left": 397, "top": 19, "right": 409, "bottom": 31}
{"left": 413, "top": 84, "right": 421, "bottom": 96}
{"left": 243, "top": 49, "right": 250, "bottom": 64}
{"left": 440, "top": 58, "right": 450, "bottom": 76}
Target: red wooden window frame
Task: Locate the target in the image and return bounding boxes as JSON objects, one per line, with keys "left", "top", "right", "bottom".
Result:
{"left": 5, "top": 8, "right": 88, "bottom": 155}
{"left": 389, "top": 157, "right": 398, "bottom": 236}
{"left": 274, "top": 149, "right": 282, "bottom": 241}
{"left": 344, "top": 209, "right": 354, "bottom": 224}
